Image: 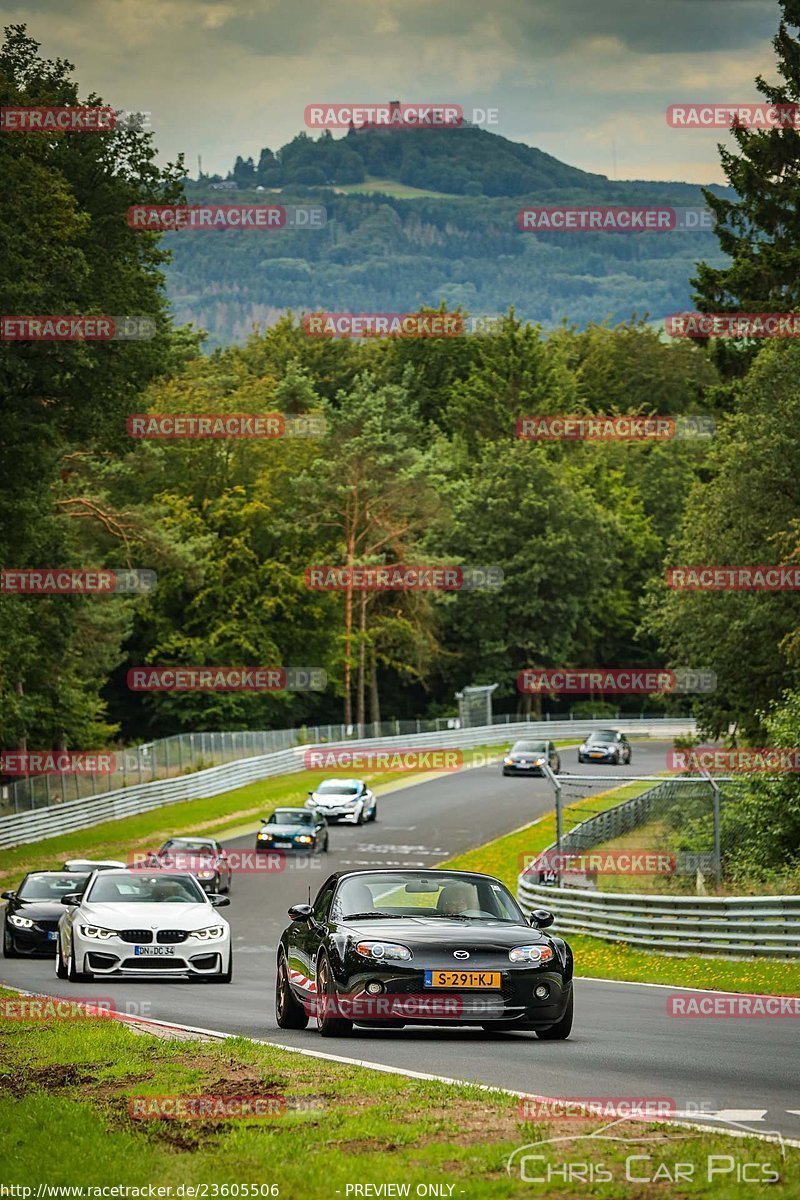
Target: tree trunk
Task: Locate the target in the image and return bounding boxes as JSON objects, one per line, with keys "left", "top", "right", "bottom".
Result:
{"left": 356, "top": 591, "right": 367, "bottom": 733}
{"left": 369, "top": 647, "right": 381, "bottom": 731}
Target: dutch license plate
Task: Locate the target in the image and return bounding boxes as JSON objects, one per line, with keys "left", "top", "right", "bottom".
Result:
{"left": 424, "top": 970, "right": 501, "bottom": 989}
{"left": 134, "top": 945, "right": 175, "bottom": 956}
{"left": 590, "top": 751, "right": 604, "bottom": 757}
{"left": 274, "top": 841, "right": 292, "bottom": 848}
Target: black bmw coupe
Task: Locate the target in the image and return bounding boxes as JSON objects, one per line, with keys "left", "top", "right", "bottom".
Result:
{"left": 275, "top": 868, "right": 573, "bottom": 1039}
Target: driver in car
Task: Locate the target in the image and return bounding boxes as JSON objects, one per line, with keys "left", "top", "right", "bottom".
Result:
{"left": 437, "top": 882, "right": 475, "bottom": 915}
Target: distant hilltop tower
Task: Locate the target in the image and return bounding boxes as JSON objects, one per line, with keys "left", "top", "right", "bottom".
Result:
{"left": 353, "top": 100, "right": 404, "bottom": 134}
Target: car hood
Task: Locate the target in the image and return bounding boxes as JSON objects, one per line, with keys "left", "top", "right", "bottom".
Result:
{"left": 76, "top": 903, "right": 224, "bottom": 930}
{"left": 585, "top": 743, "right": 613, "bottom": 750}
{"left": 335, "top": 917, "right": 548, "bottom": 949}
{"left": 261, "top": 823, "right": 315, "bottom": 836}
{"left": 312, "top": 793, "right": 359, "bottom": 804}
{"left": 11, "top": 899, "right": 68, "bottom": 920}
{"left": 508, "top": 752, "right": 545, "bottom": 759}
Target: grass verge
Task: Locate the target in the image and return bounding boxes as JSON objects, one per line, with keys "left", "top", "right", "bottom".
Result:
{"left": 438, "top": 787, "right": 800, "bottom": 995}
{"left": 0, "top": 990, "right": 794, "bottom": 1197}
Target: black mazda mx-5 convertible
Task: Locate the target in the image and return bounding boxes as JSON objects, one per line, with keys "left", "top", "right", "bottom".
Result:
{"left": 275, "top": 868, "right": 573, "bottom": 1038}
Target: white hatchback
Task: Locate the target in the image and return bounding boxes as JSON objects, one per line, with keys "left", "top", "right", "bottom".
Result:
{"left": 56, "top": 869, "right": 232, "bottom": 982}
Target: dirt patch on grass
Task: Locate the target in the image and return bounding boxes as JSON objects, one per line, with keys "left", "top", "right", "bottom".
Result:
{"left": 0, "top": 1061, "right": 101, "bottom": 1097}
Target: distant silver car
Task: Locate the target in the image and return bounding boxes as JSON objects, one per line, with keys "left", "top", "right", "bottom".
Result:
{"left": 305, "top": 779, "right": 377, "bottom": 824}
{"left": 62, "top": 859, "right": 126, "bottom": 872}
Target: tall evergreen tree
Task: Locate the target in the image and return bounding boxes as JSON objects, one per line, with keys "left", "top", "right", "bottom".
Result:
{"left": 692, "top": 1, "right": 800, "bottom": 316}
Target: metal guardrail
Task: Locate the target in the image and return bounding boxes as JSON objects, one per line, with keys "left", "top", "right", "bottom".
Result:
{"left": 0, "top": 718, "right": 695, "bottom": 850}
{"left": 0, "top": 710, "right": 690, "bottom": 815}
{"left": 516, "top": 779, "right": 800, "bottom": 959}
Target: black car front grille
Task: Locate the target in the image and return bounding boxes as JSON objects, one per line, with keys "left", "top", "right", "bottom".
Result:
{"left": 33, "top": 919, "right": 60, "bottom": 932}
{"left": 157, "top": 930, "right": 188, "bottom": 944}
{"left": 119, "top": 929, "right": 153, "bottom": 943}
{"left": 122, "top": 957, "right": 186, "bottom": 969}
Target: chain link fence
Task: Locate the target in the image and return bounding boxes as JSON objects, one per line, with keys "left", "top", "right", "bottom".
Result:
{"left": 0, "top": 712, "right": 685, "bottom": 817}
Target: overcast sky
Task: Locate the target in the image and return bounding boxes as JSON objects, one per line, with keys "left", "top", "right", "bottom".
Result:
{"left": 2, "top": 0, "right": 783, "bottom": 183}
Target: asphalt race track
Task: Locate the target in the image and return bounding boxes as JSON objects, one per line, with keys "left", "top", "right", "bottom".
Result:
{"left": 3, "top": 740, "right": 798, "bottom": 1141}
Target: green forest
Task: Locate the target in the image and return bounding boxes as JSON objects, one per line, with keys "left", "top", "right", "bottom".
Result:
{"left": 1, "top": 9, "right": 800, "bottom": 888}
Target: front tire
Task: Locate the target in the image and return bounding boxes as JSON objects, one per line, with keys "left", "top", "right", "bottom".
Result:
{"left": 356, "top": 805, "right": 365, "bottom": 826}
{"left": 536, "top": 989, "right": 573, "bottom": 1040}
{"left": 2, "top": 925, "right": 19, "bottom": 958}
{"left": 68, "top": 945, "right": 91, "bottom": 983}
{"left": 316, "top": 954, "right": 353, "bottom": 1037}
{"left": 55, "top": 940, "right": 68, "bottom": 978}
{"left": 275, "top": 955, "right": 309, "bottom": 1029}
{"left": 215, "top": 948, "right": 233, "bottom": 983}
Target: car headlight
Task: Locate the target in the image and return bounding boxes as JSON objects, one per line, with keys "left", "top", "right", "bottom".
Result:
{"left": 503, "top": 756, "right": 514, "bottom": 765}
{"left": 196, "top": 869, "right": 216, "bottom": 880}
{"left": 8, "top": 914, "right": 34, "bottom": 929}
{"left": 295, "top": 835, "right": 313, "bottom": 844}
{"left": 355, "top": 941, "right": 412, "bottom": 961}
{"left": 257, "top": 833, "right": 271, "bottom": 840}
{"left": 509, "top": 945, "right": 555, "bottom": 964}
{"left": 194, "top": 926, "right": 225, "bottom": 941}
{"left": 533, "top": 757, "right": 545, "bottom": 765}
{"left": 80, "top": 925, "right": 117, "bottom": 940}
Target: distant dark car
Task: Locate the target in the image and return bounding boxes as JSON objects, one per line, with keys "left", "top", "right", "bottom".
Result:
{"left": 306, "top": 779, "right": 377, "bottom": 824}
{"left": 276, "top": 868, "right": 573, "bottom": 1040}
{"left": 2, "top": 871, "right": 90, "bottom": 957}
{"left": 256, "top": 807, "right": 329, "bottom": 854}
{"left": 502, "top": 740, "right": 561, "bottom": 776}
{"left": 577, "top": 730, "right": 632, "bottom": 765}
{"left": 147, "top": 837, "right": 232, "bottom": 895}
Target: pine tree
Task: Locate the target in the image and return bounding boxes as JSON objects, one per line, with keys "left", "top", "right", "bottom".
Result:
{"left": 692, "top": 1, "right": 800, "bottom": 314}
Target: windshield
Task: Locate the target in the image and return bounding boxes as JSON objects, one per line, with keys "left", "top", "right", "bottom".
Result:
{"left": 18, "top": 873, "right": 89, "bottom": 900}
{"left": 587, "top": 730, "right": 617, "bottom": 743}
{"left": 86, "top": 873, "right": 207, "bottom": 904}
{"left": 315, "top": 782, "right": 360, "bottom": 796}
{"left": 160, "top": 839, "right": 215, "bottom": 854}
{"left": 333, "top": 872, "right": 524, "bottom": 922}
{"left": 271, "top": 810, "right": 315, "bottom": 825}
{"left": 511, "top": 741, "right": 547, "bottom": 753}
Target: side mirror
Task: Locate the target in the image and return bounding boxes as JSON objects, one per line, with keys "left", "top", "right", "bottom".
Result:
{"left": 260, "top": 818, "right": 268, "bottom": 824}
{"left": 1, "top": 890, "right": 15, "bottom": 901}
{"left": 288, "top": 903, "right": 314, "bottom": 922}
{"left": 209, "top": 894, "right": 230, "bottom": 907}
{"left": 61, "top": 893, "right": 82, "bottom": 906}
{"left": 529, "top": 908, "right": 555, "bottom": 929}
{"left": 307, "top": 791, "right": 314, "bottom": 797}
